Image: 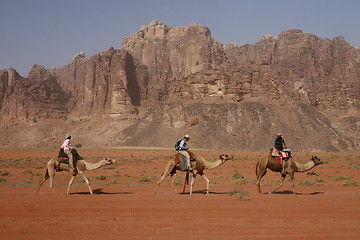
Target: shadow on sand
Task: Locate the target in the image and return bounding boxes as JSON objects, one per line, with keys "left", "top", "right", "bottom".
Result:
{"left": 179, "top": 189, "right": 230, "bottom": 195}
{"left": 265, "top": 190, "right": 325, "bottom": 195}
{"left": 70, "top": 188, "right": 134, "bottom": 195}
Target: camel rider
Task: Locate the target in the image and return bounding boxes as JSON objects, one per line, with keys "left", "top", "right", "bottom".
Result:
{"left": 61, "top": 133, "right": 75, "bottom": 174}
{"left": 274, "top": 133, "right": 292, "bottom": 173}
{"left": 274, "top": 133, "right": 287, "bottom": 152}
{"left": 178, "top": 134, "right": 192, "bottom": 171}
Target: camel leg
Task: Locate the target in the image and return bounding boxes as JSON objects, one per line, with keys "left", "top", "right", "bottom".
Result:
{"left": 48, "top": 168, "right": 56, "bottom": 194}
{"left": 256, "top": 169, "right": 267, "bottom": 194}
{"left": 255, "top": 160, "right": 268, "bottom": 194}
{"left": 154, "top": 173, "right": 168, "bottom": 195}
{"left": 189, "top": 173, "right": 197, "bottom": 194}
{"left": 270, "top": 174, "right": 286, "bottom": 194}
{"left": 36, "top": 173, "right": 49, "bottom": 194}
{"left": 289, "top": 172, "right": 296, "bottom": 194}
{"left": 37, "top": 167, "right": 51, "bottom": 194}
{"left": 154, "top": 163, "right": 175, "bottom": 195}
{"left": 170, "top": 174, "right": 178, "bottom": 193}
{"left": 66, "top": 175, "right": 76, "bottom": 195}
{"left": 200, "top": 174, "right": 210, "bottom": 194}
{"left": 78, "top": 171, "right": 93, "bottom": 195}
{"left": 37, "top": 178, "right": 47, "bottom": 194}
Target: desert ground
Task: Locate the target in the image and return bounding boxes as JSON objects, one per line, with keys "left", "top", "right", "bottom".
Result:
{"left": 0, "top": 148, "right": 359, "bottom": 240}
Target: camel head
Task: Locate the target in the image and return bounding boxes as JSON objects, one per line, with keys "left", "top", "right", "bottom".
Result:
{"left": 104, "top": 157, "right": 116, "bottom": 165}
{"left": 311, "top": 156, "right": 323, "bottom": 165}
{"left": 219, "top": 154, "right": 234, "bottom": 163}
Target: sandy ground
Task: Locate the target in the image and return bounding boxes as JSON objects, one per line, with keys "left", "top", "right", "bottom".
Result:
{"left": 0, "top": 148, "right": 359, "bottom": 240}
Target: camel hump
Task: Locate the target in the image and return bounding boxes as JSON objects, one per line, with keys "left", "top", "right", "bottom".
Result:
{"left": 174, "top": 154, "right": 180, "bottom": 165}
{"left": 188, "top": 150, "right": 196, "bottom": 161}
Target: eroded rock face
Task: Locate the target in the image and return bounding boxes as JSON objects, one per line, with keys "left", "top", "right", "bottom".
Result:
{"left": 0, "top": 21, "right": 359, "bottom": 151}
{"left": 121, "top": 20, "right": 227, "bottom": 100}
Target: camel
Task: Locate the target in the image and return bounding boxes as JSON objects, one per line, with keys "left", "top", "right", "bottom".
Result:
{"left": 36, "top": 157, "right": 116, "bottom": 195}
{"left": 255, "top": 150, "right": 323, "bottom": 194}
{"left": 154, "top": 151, "right": 233, "bottom": 194}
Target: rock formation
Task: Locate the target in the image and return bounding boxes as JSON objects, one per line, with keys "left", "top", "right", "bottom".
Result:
{"left": 0, "top": 21, "right": 359, "bottom": 151}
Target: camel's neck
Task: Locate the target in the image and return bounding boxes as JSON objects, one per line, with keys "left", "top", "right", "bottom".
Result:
{"left": 295, "top": 160, "right": 316, "bottom": 172}
{"left": 202, "top": 158, "right": 225, "bottom": 170}
{"left": 84, "top": 160, "right": 108, "bottom": 171}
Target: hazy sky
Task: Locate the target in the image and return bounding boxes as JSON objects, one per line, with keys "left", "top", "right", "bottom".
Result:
{"left": 1, "top": 0, "right": 359, "bottom": 76}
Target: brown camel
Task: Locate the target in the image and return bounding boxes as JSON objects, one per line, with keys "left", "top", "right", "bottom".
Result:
{"left": 36, "top": 157, "right": 116, "bottom": 195}
{"left": 255, "top": 151, "right": 323, "bottom": 194}
{"left": 154, "top": 151, "right": 233, "bottom": 194}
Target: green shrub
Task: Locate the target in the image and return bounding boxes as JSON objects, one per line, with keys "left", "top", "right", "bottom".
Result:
{"left": 109, "top": 179, "right": 117, "bottom": 184}
{"left": 234, "top": 178, "right": 247, "bottom": 185}
{"left": 342, "top": 179, "right": 358, "bottom": 186}
{"left": 22, "top": 169, "right": 32, "bottom": 174}
{"left": 139, "top": 175, "right": 155, "bottom": 183}
{"left": 95, "top": 175, "right": 107, "bottom": 180}
{"left": 334, "top": 175, "right": 352, "bottom": 181}
{"left": 315, "top": 177, "right": 324, "bottom": 183}
{"left": 228, "top": 188, "right": 249, "bottom": 200}
{"left": 173, "top": 176, "right": 182, "bottom": 186}
{"left": 298, "top": 178, "right": 315, "bottom": 186}
{"left": 232, "top": 171, "right": 244, "bottom": 179}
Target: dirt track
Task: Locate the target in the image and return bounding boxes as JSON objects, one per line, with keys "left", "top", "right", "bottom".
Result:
{"left": 0, "top": 149, "right": 359, "bottom": 240}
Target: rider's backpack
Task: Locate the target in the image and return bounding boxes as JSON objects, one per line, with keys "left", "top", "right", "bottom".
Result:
{"left": 175, "top": 139, "right": 182, "bottom": 150}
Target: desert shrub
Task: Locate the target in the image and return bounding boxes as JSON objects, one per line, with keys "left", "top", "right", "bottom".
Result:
{"left": 228, "top": 188, "right": 249, "bottom": 200}
{"left": 75, "top": 143, "right": 82, "bottom": 148}
{"left": 0, "top": 171, "right": 9, "bottom": 176}
{"left": 139, "top": 175, "right": 155, "bottom": 183}
{"left": 95, "top": 175, "right": 107, "bottom": 180}
{"left": 109, "top": 179, "right": 117, "bottom": 184}
{"left": 22, "top": 169, "right": 32, "bottom": 174}
{"left": 234, "top": 178, "right": 247, "bottom": 185}
{"left": 104, "top": 166, "right": 115, "bottom": 169}
{"left": 298, "top": 178, "right": 315, "bottom": 186}
{"left": 315, "top": 177, "right": 324, "bottom": 183}
{"left": 334, "top": 175, "right": 352, "bottom": 181}
{"left": 0, "top": 178, "right": 6, "bottom": 182}
{"left": 261, "top": 179, "right": 281, "bottom": 186}
{"left": 173, "top": 176, "right": 182, "bottom": 186}
{"left": 333, "top": 175, "right": 358, "bottom": 186}
{"left": 342, "top": 179, "right": 358, "bottom": 186}
{"left": 232, "top": 171, "right": 244, "bottom": 179}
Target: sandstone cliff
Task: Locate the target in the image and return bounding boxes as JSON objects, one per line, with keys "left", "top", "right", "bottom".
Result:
{"left": 0, "top": 21, "right": 359, "bottom": 151}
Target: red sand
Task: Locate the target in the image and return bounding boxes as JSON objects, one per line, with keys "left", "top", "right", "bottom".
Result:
{"left": 0, "top": 148, "right": 359, "bottom": 240}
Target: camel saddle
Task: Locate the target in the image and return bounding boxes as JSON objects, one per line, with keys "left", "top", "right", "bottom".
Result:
{"left": 271, "top": 148, "right": 292, "bottom": 165}
{"left": 271, "top": 148, "right": 291, "bottom": 159}
{"left": 57, "top": 148, "right": 83, "bottom": 163}
{"left": 55, "top": 149, "right": 83, "bottom": 171}
{"left": 174, "top": 150, "right": 196, "bottom": 165}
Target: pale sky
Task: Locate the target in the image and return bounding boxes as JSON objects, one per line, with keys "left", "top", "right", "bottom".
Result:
{"left": 1, "top": 0, "right": 359, "bottom": 76}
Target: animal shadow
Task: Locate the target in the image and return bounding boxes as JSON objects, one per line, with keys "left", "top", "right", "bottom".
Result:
{"left": 180, "top": 189, "right": 229, "bottom": 195}
{"left": 266, "top": 190, "right": 324, "bottom": 195}
{"left": 70, "top": 188, "right": 133, "bottom": 195}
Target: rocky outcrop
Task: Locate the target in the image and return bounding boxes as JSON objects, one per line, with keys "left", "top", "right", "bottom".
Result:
{"left": 224, "top": 30, "right": 360, "bottom": 113}
{"left": 0, "top": 66, "right": 68, "bottom": 120}
{"left": 121, "top": 20, "right": 227, "bottom": 100}
{"left": 0, "top": 21, "right": 359, "bottom": 151}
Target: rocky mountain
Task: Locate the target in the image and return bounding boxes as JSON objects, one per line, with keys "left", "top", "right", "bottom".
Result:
{"left": 1, "top": 20, "right": 360, "bottom": 152}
